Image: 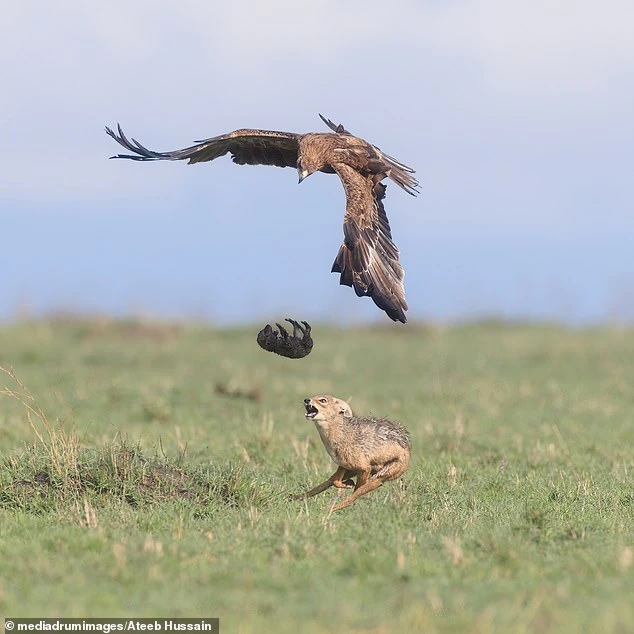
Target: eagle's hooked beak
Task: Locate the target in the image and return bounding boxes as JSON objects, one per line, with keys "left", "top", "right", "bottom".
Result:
{"left": 298, "top": 168, "right": 309, "bottom": 184}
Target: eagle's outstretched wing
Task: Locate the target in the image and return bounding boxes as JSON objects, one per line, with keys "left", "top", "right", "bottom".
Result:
{"left": 331, "top": 164, "right": 408, "bottom": 323}
{"left": 105, "top": 124, "right": 301, "bottom": 168}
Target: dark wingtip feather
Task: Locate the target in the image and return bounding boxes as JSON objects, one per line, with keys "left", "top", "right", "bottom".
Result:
{"left": 388, "top": 309, "right": 407, "bottom": 324}
{"left": 319, "top": 113, "right": 335, "bottom": 129}
{"left": 104, "top": 123, "right": 166, "bottom": 161}
{"left": 319, "top": 113, "right": 350, "bottom": 135}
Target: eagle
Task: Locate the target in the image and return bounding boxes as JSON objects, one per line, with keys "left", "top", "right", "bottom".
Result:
{"left": 105, "top": 115, "right": 419, "bottom": 323}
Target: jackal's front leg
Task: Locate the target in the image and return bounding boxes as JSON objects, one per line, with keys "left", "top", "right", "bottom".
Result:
{"left": 330, "top": 470, "right": 383, "bottom": 511}
{"left": 293, "top": 466, "right": 349, "bottom": 500}
{"left": 332, "top": 469, "right": 356, "bottom": 489}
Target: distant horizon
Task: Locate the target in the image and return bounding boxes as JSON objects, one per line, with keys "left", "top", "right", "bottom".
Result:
{"left": 3, "top": 302, "right": 633, "bottom": 329}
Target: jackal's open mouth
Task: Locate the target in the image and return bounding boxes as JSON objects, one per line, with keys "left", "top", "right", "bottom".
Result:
{"left": 304, "top": 402, "right": 318, "bottom": 419}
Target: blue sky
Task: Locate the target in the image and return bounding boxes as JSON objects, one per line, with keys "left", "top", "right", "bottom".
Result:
{"left": 2, "top": 1, "right": 633, "bottom": 324}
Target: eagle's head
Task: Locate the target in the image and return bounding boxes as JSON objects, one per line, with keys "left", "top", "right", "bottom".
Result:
{"left": 297, "top": 162, "right": 309, "bottom": 184}
{"left": 297, "top": 157, "right": 322, "bottom": 184}
{"left": 297, "top": 143, "right": 327, "bottom": 184}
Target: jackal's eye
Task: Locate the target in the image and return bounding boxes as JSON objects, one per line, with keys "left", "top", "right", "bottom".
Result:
{"left": 319, "top": 398, "right": 327, "bottom": 405}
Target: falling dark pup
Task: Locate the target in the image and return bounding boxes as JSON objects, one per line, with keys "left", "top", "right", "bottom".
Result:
{"left": 257, "top": 319, "right": 313, "bottom": 359}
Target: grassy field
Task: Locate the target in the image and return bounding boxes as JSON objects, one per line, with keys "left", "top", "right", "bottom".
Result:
{"left": 0, "top": 318, "right": 633, "bottom": 633}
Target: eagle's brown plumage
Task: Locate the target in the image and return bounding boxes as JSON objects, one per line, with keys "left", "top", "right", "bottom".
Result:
{"left": 105, "top": 115, "right": 419, "bottom": 323}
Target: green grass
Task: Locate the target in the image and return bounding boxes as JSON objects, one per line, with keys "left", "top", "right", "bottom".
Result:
{"left": 0, "top": 318, "right": 633, "bottom": 633}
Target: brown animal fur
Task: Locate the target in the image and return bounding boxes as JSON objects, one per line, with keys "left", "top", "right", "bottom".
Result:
{"left": 295, "top": 394, "right": 410, "bottom": 511}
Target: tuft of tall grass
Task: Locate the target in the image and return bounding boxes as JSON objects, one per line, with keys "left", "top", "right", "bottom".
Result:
{"left": 0, "top": 366, "right": 279, "bottom": 517}
{"left": 1, "top": 366, "right": 80, "bottom": 492}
